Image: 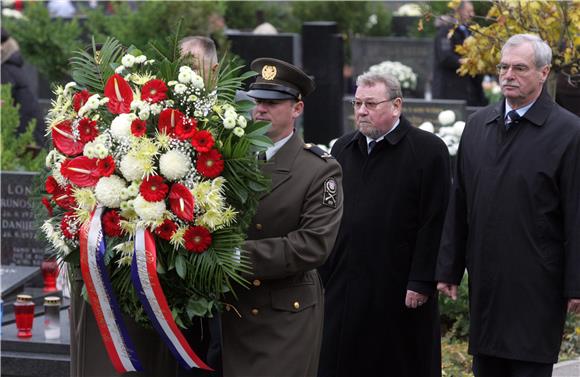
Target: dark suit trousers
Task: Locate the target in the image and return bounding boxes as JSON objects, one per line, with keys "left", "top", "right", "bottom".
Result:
{"left": 472, "top": 354, "right": 553, "bottom": 377}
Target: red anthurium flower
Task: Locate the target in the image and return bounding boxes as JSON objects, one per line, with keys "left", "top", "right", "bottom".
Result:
{"left": 78, "top": 118, "right": 99, "bottom": 143}
{"left": 140, "top": 175, "right": 169, "bottom": 202}
{"left": 184, "top": 226, "right": 212, "bottom": 253}
{"left": 60, "top": 211, "right": 78, "bottom": 239}
{"left": 45, "top": 176, "right": 59, "bottom": 194}
{"left": 169, "top": 183, "right": 195, "bottom": 222}
{"left": 52, "top": 120, "right": 84, "bottom": 156}
{"left": 98, "top": 156, "right": 116, "bottom": 177}
{"left": 155, "top": 219, "right": 177, "bottom": 241}
{"left": 60, "top": 156, "right": 101, "bottom": 187}
{"left": 73, "top": 90, "right": 91, "bottom": 112}
{"left": 131, "top": 119, "right": 147, "bottom": 137}
{"left": 157, "top": 108, "right": 184, "bottom": 135}
{"left": 175, "top": 117, "right": 197, "bottom": 140}
{"left": 141, "top": 79, "right": 168, "bottom": 103}
{"left": 191, "top": 130, "right": 215, "bottom": 153}
{"left": 42, "top": 197, "right": 54, "bottom": 217}
{"left": 53, "top": 185, "right": 76, "bottom": 210}
{"left": 196, "top": 149, "right": 224, "bottom": 178}
{"left": 104, "top": 74, "right": 133, "bottom": 114}
{"left": 102, "top": 210, "right": 123, "bottom": 237}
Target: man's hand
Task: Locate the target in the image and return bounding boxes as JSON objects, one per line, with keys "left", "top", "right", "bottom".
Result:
{"left": 437, "top": 282, "right": 458, "bottom": 301}
{"left": 568, "top": 299, "right": 580, "bottom": 314}
{"left": 405, "top": 290, "right": 429, "bottom": 309}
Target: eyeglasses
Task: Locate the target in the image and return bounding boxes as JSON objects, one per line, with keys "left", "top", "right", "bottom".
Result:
{"left": 496, "top": 63, "right": 531, "bottom": 75}
{"left": 351, "top": 98, "right": 396, "bottom": 110}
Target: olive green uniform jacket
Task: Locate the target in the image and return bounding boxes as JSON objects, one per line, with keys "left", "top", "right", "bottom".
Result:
{"left": 221, "top": 132, "right": 343, "bottom": 377}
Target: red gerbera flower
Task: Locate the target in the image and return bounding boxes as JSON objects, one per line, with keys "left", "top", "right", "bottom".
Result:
{"left": 77, "top": 118, "right": 99, "bottom": 143}
{"left": 139, "top": 175, "right": 169, "bottom": 202}
{"left": 175, "top": 117, "right": 197, "bottom": 140}
{"left": 183, "top": 226, "right": 212, "bottom": 253}
{"left": 42, "top": 197, "right": 54, "bottom": 217}
{"left": 157, "top": 108, "right": 184, "bottom": 135}
{"left": 131, "top": 119, "right": 147, "bottom": 137}
{"left": 102, "top": 210, "right": 123, "bottom": 237}
{"left": 141, "top": 79, "right": 168, "bottom": 103}
{"left": 196, "top": 149, "right": 224, "bottom": 178}
{"left": 60, "top": 211, "right": 78, "bottom": 239}
{"left": 45, "top": 176, "right": 59, "bottom": 194}
{"left": 191, "top": 130, "right": 215, "bottom": 153}
{"left": 97, "top": 156, "right": 116, "bottom": 177}
{"left": 155, "top": 219, "right": 177, "bottom": 241}
{"left": 104, "top": 74, "right": 133, "bottom": 114}
{"left": 73, "top": 90, "right": 91, "bottom": 112}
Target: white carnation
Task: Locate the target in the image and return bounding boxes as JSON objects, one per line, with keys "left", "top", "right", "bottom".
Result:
{"left": 120, "top": 155, "right": 146, "bottom": 181}
{"left": 121, "top": 54, "right": 136, "bottom": 68}
{"left": 110, "top": 113, "right": 135, "bottom": 139}
{"left": 438, "top": 110, "right": 456, "bottom": 126}
{"left": 419, "top": 122, "right": 435, "bottom": 133}
{"left": 233, "top": 127, "right": 245, "bottom": 137}
{"left": 178, "top": 70, "right": 193, "bottom": 84}
{"left": 159, "top": 150, "right": 191, "bottom": 181}
{"left": 223, "top": 117, "right": 236, "bottom": 129}
{"left": 237, "top": 115, "right": 247, "bottom": 128}
{"left": 95, "top": 175, "right": 127, "bottom": 208}
{"left": 191, "top": 75, "right": 204, "bottom": 89}
{"left": 134, "top": 195, "right": 166, "bottom": 221}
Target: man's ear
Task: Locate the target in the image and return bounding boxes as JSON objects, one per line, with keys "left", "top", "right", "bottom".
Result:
{"left": 291, "top": 101, "right": 304, "bottom": 119}
{"left": 211, "top": 63, "right": 219, "bottom": 73}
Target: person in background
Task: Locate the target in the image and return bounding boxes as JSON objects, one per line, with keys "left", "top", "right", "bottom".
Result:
{"left": 318, "top": 70, "right": 450, "bottom": 377}
{"left": 179, "top": 36, "right": 219, "bottom": 89}
{"left": 1, "top": 28, "right": 45, "bottom": 148}
{"left": 436, "top": 34, "right": 580, "bottom": 377}
{"left": 220, "top": 57, "right": 343, "bottom": 377}
{"left": 432, "top": 0, "right": 487, "bottom": 106}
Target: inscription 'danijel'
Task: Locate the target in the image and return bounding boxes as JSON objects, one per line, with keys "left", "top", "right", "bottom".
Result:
{"left": 1, "top": 172, "right": 47, "bottom": 266}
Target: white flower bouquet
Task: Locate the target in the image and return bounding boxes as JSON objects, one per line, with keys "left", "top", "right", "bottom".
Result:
{"left": 368, "top": 60, "right": 417, "bottom": 90}
{"left": 419, "top": 110, "right": 465, "bottom": 156}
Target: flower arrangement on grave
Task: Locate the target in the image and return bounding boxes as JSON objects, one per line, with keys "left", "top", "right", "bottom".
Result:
{"left": 39, "top": 34, "right": 270, "bottom": 372}
{"left": 419, "top": 110, "right": 465, "bottom": 156}
{"left": 368, "top": 60, "right": 418, "bottom": 91}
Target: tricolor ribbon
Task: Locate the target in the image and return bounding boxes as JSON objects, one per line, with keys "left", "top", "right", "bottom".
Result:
{"left": 79, "top": 206, "right": 143, "bottom": 373}
{"left": 131, "top": 227, "right": 212, "bottom": 371}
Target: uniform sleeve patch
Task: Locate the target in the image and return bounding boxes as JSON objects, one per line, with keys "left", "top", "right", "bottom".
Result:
{"left": 322, "top": 177, "right": 338, "bottom": 208}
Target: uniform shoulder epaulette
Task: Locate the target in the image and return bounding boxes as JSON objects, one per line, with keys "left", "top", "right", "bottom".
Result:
{"left": 304, "top": 143, "right": 333, "bottom": 160}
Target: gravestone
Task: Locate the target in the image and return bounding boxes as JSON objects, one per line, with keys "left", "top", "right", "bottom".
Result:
{"left": 1, "top": 172, "right": 47, "bottom": 266}
{"left": 351, "top": 37, "right": 433, "bottom": 98}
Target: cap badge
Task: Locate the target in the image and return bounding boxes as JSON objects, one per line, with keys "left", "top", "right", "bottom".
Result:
{"left": 262, "top": 65, "right": 277, "bottom": 80}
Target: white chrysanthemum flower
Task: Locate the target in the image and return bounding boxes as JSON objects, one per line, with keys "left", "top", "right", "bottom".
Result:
{"left": 121, "top": 54, "right": 136, "bottom": 68}
{"left": 135, "top": 55, "right": 147, "bottom": 64}
{"left": 237, "top": 115, "right": 247, "bottom": 128}
{"left": 138, "top": 107, "right": 150, "bottom": 120}
{"left": 131, "top": 99, "right": 143, "bottom": 111}
{"left": 197, "top": 209, "right": 224, "bottom": 231}
{"left": 224, "top": 108, "right": 237, "bottom": 119}
{"left": 419, "top": 122, "right": 435, "bottom": 133}
{"left": 178, "top": 70, "right": 193, "bottom": 84}
{"left": 95, "top": 175, "right": 127, "bottom": 208}
{"left": 133, "top": 194, "right": 166, "bottom": 221}
{"left": 179, "top": 65, "right": 193, "bottom": 73}
{"left": 191, "top": 75, "right": 204, "bottom": 89}
{"left": 115, "top": 65, "right": 125, "bottom": 74}
{"left": 452, "top": 121, "right": 465, "bottom": 136}
{"left": 150, "top": 103, "right": 162, "bottom": 115}
{"left": 223, "top": 117, "right": 236, "bottom": 129}
{"left": 438, "top": 110, "right": 456, "bottom": 126}
{"left": 110, "top": 113, "right": 135, "bottom": 139}
{"left": 167, "top": 80, "right": 177, "bottom": 86}
{"left": 233, "top": 127, "right": 245, "bottom": 137}
{"left": 78, "top": 94, "right": 101, "bottom": 117}
{"left": 174, "top": 84, "right": 187, "bottom": 94}
{"left": 45, "top": 150, "right": 56, "bottom": 168}
{"left": 99, "top": 97, "right": 109, "bottom": 105}
{"left": 83, "top": 142, "right": 96, "bottom": 158}
{"left": 159, "top": 150, "right": 191, "bottom": 181}
{"left": 120, "top": 155, "right": 146, "bottom": 182}
{"left": 188, "top": 95, "right": 198, "bottom": 102}
{"left": 74, "top": 188, "right": 97, "bottom": 212}
{"left": 144, "top": 59, "right": 155, "bottom": 66}
{"left": 94, "top": 144, "right": 109, "bottom": 159}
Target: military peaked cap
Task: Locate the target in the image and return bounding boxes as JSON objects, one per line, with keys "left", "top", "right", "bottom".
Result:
{"left": 247, "top": 58, "right": 315, "bottom": 101}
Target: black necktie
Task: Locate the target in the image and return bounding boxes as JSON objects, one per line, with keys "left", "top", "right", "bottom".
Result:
{"left": 368, "top": 140, "right": 376, "bottom": 154}
{"left": 505, "top": 110, "right": 521, "bottom": 130}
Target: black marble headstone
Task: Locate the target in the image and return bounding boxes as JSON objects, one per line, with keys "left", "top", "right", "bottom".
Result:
{"left": 1, "top": 172, "right": 47, "bottom": 266}
{"left": 403, "top": 98, "right": 466, "bottom": 130}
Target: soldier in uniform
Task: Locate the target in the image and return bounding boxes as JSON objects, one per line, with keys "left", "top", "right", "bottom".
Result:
{"left": 220, "top": 58, "right": 343, "bottom": 377}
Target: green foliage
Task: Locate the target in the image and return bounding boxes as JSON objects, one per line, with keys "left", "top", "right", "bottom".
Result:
{"left": 70, "top": 37, "right": 125, "bottom": 93}
{"left": 561, "top": 314, "right": 580, "bottom": 361}
{"left": 81, "top": 2, "right": 225, "bottom": 57}
{"left": 439, "top": 274, "right": 470, "bottom": 340}
{"left": 0, "top": 84, "right": 46, "bottom": 172}
{"left": 1, "top": 2, "right": 82, "bottom": 83}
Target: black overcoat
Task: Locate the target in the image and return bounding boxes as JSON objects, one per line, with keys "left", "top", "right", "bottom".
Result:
{"left": 318, "top": 116, "right": 450, "bottom": 377}
{"left": 436, "top": 90, "right": 580, "bottom": 363}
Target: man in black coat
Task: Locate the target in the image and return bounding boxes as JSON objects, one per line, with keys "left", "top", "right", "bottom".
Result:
{"left": 318, "top": 70, "right": 450, "bottom": 376}
{"left": 436, "top": 34, "right": 580, "bottom": 377}
{"left": 432, "top": 0, "right": 487, "bottom": 107}
{"left": 1, "top": 28, "right": 45, "bottom": 147}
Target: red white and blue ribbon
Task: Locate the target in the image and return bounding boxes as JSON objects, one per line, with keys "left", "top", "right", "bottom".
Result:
{"left": 131, "top": 227, "right": 212, "bottom": 371}
{"left": 79, "top": 206, "right": 143, "bottom": 373}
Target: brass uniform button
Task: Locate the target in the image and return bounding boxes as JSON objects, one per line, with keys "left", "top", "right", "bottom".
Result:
{"left": 225, "top": 304, "right": 231, "bottom": 312}
{"left": 293, "top": 301, "right": 300, "bottom": 310}
{"left": 251, "top": 308, "right": 259, "bottom": 316}
{"left": 252, "top": 279, "right": 261, "bottom": 287}
{"left": 255, "top": 223, "right": 263, "bottom": 230}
